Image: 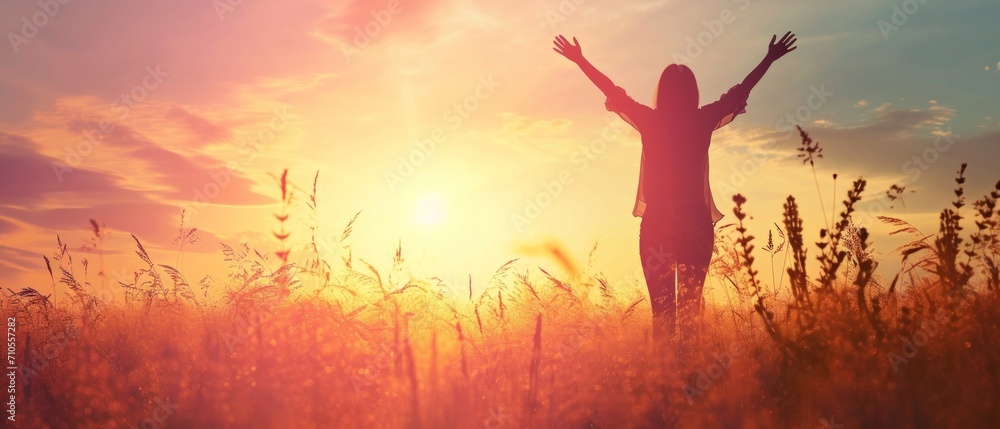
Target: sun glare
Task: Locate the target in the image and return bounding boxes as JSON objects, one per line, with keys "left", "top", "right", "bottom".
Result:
{"left": 414, "top": 194, "right": 447, "bottom": 228}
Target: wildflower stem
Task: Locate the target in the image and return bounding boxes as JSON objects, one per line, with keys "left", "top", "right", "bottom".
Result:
{"left": 811, "top": 163, "right": 831, "bottom": 232}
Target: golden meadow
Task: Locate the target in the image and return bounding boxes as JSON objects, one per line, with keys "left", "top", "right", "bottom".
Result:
{"left": 4, "top": 128, "right": 1000, "bottom": 428}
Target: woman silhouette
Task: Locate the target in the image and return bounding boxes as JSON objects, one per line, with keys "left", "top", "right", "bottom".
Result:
{"left": 553, "top": 32, "right": 797, "bottom": 345}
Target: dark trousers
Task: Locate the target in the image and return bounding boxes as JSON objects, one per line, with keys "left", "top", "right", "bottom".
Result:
{"left": 639, "top": 205, "right": 714, "bottom": 346}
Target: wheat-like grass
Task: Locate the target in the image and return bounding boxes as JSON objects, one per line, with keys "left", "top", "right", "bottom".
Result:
{"left": 5, "top": 143, "right": 1000, "bottom": 428}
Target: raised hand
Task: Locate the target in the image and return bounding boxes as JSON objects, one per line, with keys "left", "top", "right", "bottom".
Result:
{"left": 766, "top": 31, "right": 797, "bottom": 62}
{"left": 552, "top": 35, "right": 584, "bottom": 64}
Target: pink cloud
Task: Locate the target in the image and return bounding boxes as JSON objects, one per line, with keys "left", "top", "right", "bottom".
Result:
{"left": 317, "top": 0, "right": 444, "bottom": 45}
{"left": 165, "top": 107, "right": 233, "bottom": 146}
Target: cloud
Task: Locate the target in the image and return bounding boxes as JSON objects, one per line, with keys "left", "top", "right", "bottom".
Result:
{"left": 315, "top": 0, "right": 447, "bottom": 47}
{"left": 0, "top": 0, "right": 355, "bottom": 285}
{"left": 0, "top": 244, "right": 38, "bottom": 274}
{"left": 0, "top": 131, "right": 138, "bottom": 206}
{"left": 165, "top": 107, "right": 233, "bottom": 146}
{"left": 734, "top": 102, "right": 997, "bottom": 210}
{"left": 0, "top": 0, "right": 341, "bottom": 120}
{"left": 0, "top": 123, "right": 274, "bottom": 260}
{"left": 0, "top": 219, "right": 15, "bottom": 235}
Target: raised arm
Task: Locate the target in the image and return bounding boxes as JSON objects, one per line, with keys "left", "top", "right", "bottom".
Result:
{"left": 739, "top": 31, "right": 797, "bottom": 92}
{"left": 703, "top": 32, "right": 797, "bottom": 130}
{"left": 552, "top": 35, "right": 617, "bottom": 97}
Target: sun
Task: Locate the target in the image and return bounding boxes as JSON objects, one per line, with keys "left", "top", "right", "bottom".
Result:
{"left": 413, "top": 194, "right": 447, "bottom": 228}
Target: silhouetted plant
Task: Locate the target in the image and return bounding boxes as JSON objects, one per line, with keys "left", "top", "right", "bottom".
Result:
{"left": 782, "top": 195, "right": 814, "bottom": 331}
{"left": 796, "top": 126, "right": 830, "bottom": 231}
{"left": 172, "top": 209, "right": 200, "bottom": 270}
{"left": 732, "top": 194, "right": 788, "bottom": 356}
{"left": 816, "top": 178, "right": 866, "bottom": 291}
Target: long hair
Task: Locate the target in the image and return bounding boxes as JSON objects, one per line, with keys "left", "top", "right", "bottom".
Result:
{"left": 653, "top": 64, "right": 699, "bottom": 116}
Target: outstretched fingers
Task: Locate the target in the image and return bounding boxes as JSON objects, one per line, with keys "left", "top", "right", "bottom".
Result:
{"left": 778, "top": 31, "right": 793, "bottom": 45}
{"left": 783, "top": 36, "right": 797, "bottom": 52}
{"left": 769, "top": 31, "right": 797, "bottom": 56}
{"left": 553, "top": 35, "right": 568, "bottom": 50}
{"left": 552, "top": 34, "right": 582, "bottom": 61}
{"left": 781, "top": 32, "right": 797, "bottom": 47}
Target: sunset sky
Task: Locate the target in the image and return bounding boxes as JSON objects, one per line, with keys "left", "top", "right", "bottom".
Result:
{"left": 1, "top": 0, "right": 998, "bottom": 300}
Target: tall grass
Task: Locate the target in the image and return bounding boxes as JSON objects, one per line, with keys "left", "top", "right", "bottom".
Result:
{"left": 4, "top": 130, "right": 1000, "bottom": 428}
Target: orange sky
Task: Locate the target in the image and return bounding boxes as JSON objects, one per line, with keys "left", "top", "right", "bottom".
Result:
{"left": 1, "top": 0, "right": 998, "bottom": 302}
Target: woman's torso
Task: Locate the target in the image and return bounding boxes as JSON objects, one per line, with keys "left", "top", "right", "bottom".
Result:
{"left": 638, "top": 110, "right": 714, "bottom": 221}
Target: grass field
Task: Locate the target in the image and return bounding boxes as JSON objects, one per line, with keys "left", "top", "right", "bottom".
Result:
{"left": 4, "top": 132, "right": 1000, "bottom": 428}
